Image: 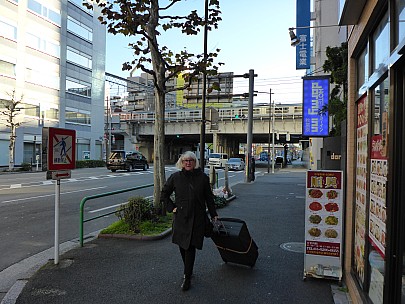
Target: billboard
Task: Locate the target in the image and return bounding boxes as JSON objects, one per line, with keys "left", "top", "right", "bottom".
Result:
{"left": 296, "top": 0, "right": 311, "bottom": 69}
{"left": 302, "top": 77, "right": 329, "bottom": 137}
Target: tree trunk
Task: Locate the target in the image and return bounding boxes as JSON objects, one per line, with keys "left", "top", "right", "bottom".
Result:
{"left": 9, "top": 126, "right": 15, "bottom": 171}
{"left": 149, "top": 0, "right": 166, "bottom": 214}
{"left": 153, "top": 89, "right": 166, "bottom": 213}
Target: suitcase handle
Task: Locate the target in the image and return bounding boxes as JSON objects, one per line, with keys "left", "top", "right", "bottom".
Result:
{"left": 213, "top": 219, "right": 228, "bottom": 236}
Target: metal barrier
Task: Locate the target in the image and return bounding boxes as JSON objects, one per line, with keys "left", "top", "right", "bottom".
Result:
{"left": 79, "top": 183, "right": 154, "bottom": 247}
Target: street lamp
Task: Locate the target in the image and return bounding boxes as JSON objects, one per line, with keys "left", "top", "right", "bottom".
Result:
{"left": 288, "top": 24, "right": 340, "bottom": 46}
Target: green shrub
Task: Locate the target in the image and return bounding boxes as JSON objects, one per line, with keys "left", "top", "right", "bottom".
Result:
{"left": 75, "top": 160, "right": 106, "bottom": 168}
{"left": 20, "top": 162, "right": 32, "bottom": 171}
{"left": 115, "top": 196, "right": 156, "bottom": 233}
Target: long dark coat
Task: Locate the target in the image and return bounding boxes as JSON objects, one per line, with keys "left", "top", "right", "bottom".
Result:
{"left": 161, "top": 168, "right": 217, "bottom": 250}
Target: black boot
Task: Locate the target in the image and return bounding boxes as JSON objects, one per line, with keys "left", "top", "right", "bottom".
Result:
{"left": 181, "top": 275, "right": 191, "bottom": 291}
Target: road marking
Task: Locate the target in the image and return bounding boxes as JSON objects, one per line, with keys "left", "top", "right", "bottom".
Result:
{"left": 89, "top": 203, "right": 123, "bottom": 213}
{"left": 42, "top": 181, "right": 54, "bottom": 185}
{"left": 89, "top": 196, "right": 153, "bottom": 213}
{"left": 67, "top": 179, "right": 78, "bottom": 182}
{"left": 10, "top": 184, "right": 22, "bottom": 189}
{"left": 0, "top": 186, "right": 107, "bottom": 204}
{"left": 88, "top": 177, "right": 99, "bottom": 179}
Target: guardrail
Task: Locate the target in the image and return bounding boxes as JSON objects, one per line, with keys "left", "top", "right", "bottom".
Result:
{"left": 79, "top": 183, "right": 154, "bottom": 247}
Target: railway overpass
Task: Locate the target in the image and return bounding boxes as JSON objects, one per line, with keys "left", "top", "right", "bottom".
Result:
{"left": 109, "top": 104, "right": 308, "bottom": 163}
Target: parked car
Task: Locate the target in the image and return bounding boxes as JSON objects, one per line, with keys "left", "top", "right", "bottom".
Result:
{"left": 208, "top": 153, "right": 228, "bottom": 168}
{"left": 227, "top": 158, "right": 245, "bottom": 171}
{"left": 106, "top": 150, "right": 149, "bottom": 172}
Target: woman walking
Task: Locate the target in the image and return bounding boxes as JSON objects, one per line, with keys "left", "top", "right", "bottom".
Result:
{"left": 161, "top": 151, "right": 218, "bottom": 291}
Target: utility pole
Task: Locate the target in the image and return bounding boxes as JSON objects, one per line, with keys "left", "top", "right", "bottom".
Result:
{"left": 267, "top": 89, "right": 274, "bottom": 174}
{"left": 245, "top": 69, "right": 256, "bottom": 183}
{"left": 272, "top": 99, "right": 275, "bottom": 174}
{"left": 199, "top": 0, "right": 209, "bottom": 166}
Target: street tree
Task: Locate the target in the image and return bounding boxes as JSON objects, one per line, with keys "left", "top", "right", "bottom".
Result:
{"left": 322, "top": 42, "right": 348, "bottom": 136}
{"left": 87, "top": 0, "right": 223, "bottom": 212}
{"left": 0, "top": 90, "right": 23, "bottom": 171}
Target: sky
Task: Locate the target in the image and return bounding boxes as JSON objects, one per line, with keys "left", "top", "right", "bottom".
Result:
{"left": 105, "top": 0, "right": 306, "bottom": 105}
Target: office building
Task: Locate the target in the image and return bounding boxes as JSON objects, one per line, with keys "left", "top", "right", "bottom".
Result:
{"left": 0, "top": 0, "right": 106, "bottom": 167}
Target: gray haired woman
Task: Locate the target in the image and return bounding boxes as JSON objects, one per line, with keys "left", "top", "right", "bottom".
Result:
{"left": 161, "top": 151, "right": 218, "bottom": 291}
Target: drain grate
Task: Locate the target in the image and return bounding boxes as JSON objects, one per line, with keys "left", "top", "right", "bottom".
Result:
{"left": 280, "top": 242, "right": 304, "bottom": 253}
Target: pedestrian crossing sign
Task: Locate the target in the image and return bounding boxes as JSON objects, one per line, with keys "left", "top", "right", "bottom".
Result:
{"left": 48, "top": 127, "right": 76, "bottom": 171}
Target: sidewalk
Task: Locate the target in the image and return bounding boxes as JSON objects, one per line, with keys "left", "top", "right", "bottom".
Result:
{"left": 3, "top": 164, "right": 351, "bottom": 304}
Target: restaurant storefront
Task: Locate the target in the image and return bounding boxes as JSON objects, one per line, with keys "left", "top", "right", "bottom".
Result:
{"left": 341, "top": 0, "right": 405, "bottom": 303}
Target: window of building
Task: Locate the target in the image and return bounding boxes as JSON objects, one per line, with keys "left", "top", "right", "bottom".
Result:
{"left": 396, "top": 0, "right": 405, "bottom": 44}
{"left": 66, "top": 77, "right": 91, "bottom": 97}
{"left": 357, "top": 46, "right": 369, "bottom": 93}
{"left": 0, "top": 19, "right": 17, "bottom": 40}
{"left": 45, "top": 108, "right": 58, "bottom": 120}
{"left": 67, "top": 46, "right": 92, "bottom": 69}
{"left": 66, "top": 108, "right": 91, "bottom": 125}
{"left": 25, "top": 57, "right": 60, "bottom": 90}
{"left": 27, "top": 0, "right": 61, "bottom": 26}
{"left": 26, "top": 33, "right": 60, "bottom": 57}
{"left": 366, "top": 77, "right": 389, "bottom": 304}
{"left": 19, "top": 103, "right": 40, "bottom": 117}
{"left": 0, "top": 59, "right": 16, "bottom": 77}
{"left": 67, "top": 16, "right": 93, "bottom": 41}
{"left": 372, "top": 12, "right": 390, "bottom": 72}
{"left": 68, "top": 0, "right": 93, "bottom": 15}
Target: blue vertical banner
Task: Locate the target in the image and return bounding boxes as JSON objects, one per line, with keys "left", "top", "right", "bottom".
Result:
{"left": 302, "top": 77, "right": 329, "bottom": 137}
{"left": 296, "top": 0, "right": 311, "bottom": 69}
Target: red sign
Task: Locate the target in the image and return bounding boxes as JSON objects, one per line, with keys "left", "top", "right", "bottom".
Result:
{"left": 48, "top": 128, "right": 76, "bottom": 171}
{"left": 306, "top": 241, "right": 340, "bottom": 257}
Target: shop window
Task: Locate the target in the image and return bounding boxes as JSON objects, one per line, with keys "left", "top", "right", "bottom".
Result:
{"left": 367, "top": 78, "right": 389, "bottom": 303}
{"left": 396, "top": 0, "right": 405, "bottom": 44}
{"left": 372, "top": 12, "right": 390, "bottom": 73}
{"left": 357, "top": 46, "right": 369, "bottom": 93}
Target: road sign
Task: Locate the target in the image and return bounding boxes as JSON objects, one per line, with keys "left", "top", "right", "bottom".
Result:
{"left": 48, "top": 127, "right": 76, "bottom": 171}
{"left": 52, "top": 170, "right": 71, "bottom": 180}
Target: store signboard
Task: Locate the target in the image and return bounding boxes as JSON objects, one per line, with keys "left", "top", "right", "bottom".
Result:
{"left": 304, "top": 170, "right": 343, "bottom": 281}
{"left": 302, "top": 77, "right": 329, "bottom": 137}
{"left": 354, "top": 94, "right": 368, "bottom": 285}
{"left": 296, "top": 0, "right": 310, "bottom": 69}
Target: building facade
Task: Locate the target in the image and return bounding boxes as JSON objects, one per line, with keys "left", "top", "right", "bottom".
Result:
{"left": 340, "top": 0, "right": 405, "bottom": 303}
{"left": 0, "top": 0, "right": 106, "bottom": 168}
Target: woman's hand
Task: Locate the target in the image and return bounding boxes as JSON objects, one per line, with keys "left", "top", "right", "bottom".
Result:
{"left": 173, "top": 207, "right": 177, "bottom": 213}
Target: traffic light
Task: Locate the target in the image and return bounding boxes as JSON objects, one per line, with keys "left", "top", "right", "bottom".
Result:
{"left": 235, "top": 114, "right": 240, "bottom": 118}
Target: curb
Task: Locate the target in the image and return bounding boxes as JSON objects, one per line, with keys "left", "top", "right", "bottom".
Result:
{"left": 98, "top": 227, "right": 172, "bottom": 241}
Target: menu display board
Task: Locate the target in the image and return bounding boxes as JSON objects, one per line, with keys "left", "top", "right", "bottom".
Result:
{"left": 369, "top": 135, "right": 387, "bottom": 257}
{"left": 304, "top": 170, "right": 343, "bottom": 281}
{"left": 354, "top": 95, "right": 368, "bottom": 284}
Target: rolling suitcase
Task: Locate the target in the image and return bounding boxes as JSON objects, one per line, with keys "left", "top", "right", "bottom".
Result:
{"left": 211, "top": 217, "right": 258, "bottom": 267}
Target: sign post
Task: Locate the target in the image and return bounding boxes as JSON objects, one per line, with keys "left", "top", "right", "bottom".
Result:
{"left": 304, "top": 170, "right": 343, "bottom": 283}
{"left": 43, "top": 127, "right": 76, "bottom": 264}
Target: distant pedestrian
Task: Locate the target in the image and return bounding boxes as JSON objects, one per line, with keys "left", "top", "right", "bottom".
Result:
{"left": 161, "top": 151, "right": 218, "bottom": 291}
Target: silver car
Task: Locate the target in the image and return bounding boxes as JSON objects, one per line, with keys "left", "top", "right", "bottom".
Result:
{"left": 227, "top": 158, "right": 246, "bottom": 171}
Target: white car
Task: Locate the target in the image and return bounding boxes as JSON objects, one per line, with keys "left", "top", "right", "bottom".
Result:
{"left": 227, "top": 158, "right": 245, "bottom": 171}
